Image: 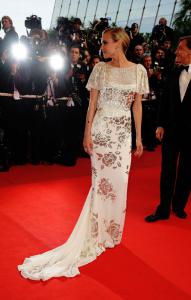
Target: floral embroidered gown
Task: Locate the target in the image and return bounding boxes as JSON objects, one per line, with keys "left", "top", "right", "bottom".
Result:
{"left": 18, "top": 62, "right": 149, "bottom": 280}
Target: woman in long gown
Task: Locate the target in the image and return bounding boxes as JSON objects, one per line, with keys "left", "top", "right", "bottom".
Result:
{"left": 18, "top": 28, "right": 149, "bottom": 280}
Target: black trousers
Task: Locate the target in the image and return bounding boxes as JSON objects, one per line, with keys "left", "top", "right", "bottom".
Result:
{"left": 156, "top": 134, "right": 191, "bottom": 217}
{"left": 5, "top": 99, "right": 29, "bottom": 164}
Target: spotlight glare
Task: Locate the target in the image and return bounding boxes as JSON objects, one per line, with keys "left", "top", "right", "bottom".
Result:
{"left": 49, "top": 54, "right": 64, "bottom": 71}
{"left": 11, "top": 43, "right": 28, "bottom": 60}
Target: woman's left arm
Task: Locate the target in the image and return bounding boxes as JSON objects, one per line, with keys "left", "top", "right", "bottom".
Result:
{"left": 132, "top": 93, "right": 143, "bottom": 157}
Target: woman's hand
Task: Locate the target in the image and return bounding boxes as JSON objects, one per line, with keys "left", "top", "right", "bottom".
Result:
{"left": 83, "top": 133, "right": 93, "bottom": 156}
{"left": 134, "top": 138, "right": 143, "bottom": 158}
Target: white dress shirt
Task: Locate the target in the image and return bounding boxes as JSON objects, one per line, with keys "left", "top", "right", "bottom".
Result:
{"left": 179, "top": 64, "right": 191, "bottom": 102}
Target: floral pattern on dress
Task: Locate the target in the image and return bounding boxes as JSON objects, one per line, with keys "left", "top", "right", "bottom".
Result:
{"left": 105, "top": 220, "right": 122, "bottom": 244}
{"left": 125, "top": 164, "right": 130, "bottom": 175}
{"left": 90, "top": 213, "right": 98, "bottom": 239}
{"left": 99, "top": 88, "right": 134, "bottom": 112}
{"left": 92, "top": 166, "right": 97, "bottom": 177}
{"left": 92, "top": 132, "right": 116, "bottom": 149}
{"left": 97, "top": 178, "right": 116, "bottom": 202}
{"left": 96, "top": 151, "right": 122, "bottom": 170}
{"left": 107, "top": 116, "right": 132, "bottom": 134}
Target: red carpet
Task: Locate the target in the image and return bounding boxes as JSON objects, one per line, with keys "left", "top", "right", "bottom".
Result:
{"left": 0, "top": 147, "right": 191, "bottom": 300}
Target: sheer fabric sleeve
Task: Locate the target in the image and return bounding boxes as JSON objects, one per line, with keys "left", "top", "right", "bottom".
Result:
{"left": 86, "top": 62, "right": 105, "bottom": 91}
{"left": 136, "top": 64, "right": 149, "bottom": 95}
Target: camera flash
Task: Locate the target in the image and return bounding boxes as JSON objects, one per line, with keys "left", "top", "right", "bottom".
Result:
{"left": 49, "top": 54, "right": 64, "bottom": 71}
{"left": 11, "top": 43, "right": 28, "bottom": 61}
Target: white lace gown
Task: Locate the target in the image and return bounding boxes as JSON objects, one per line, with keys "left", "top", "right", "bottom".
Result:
{"left": 18, "top": 62, "right": 149, "bottom": 280}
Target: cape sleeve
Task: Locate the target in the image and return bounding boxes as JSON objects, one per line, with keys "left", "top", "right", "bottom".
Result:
{"left": 136, "top": 64, "right": 149, "bottom": 95}
{"left": 86, "top": 62, "right": 105, "bottom": 91}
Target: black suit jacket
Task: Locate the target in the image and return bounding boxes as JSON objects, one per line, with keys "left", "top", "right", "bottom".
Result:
{"left": 3, "top": 27, "right": 18, "bottom": 49}
{"left": 0, "top": 60, "right": 14, "bottom": 92}
{"left": 158, "top": 67, "right": 191, "bottom": 143}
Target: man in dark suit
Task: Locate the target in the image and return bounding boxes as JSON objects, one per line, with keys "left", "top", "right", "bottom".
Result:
{"left": 145, "top": 35, "right": 191, "bottom": 222}
{"left": 1, "top": 16, "right": 18, "bottom": 49}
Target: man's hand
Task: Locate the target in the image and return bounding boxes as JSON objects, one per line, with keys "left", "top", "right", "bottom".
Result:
{"left": 156, "top": 127, "right": 164, "bottom": 141}
{"left": 11, "top": 63, "right": 18, "bottom": 75}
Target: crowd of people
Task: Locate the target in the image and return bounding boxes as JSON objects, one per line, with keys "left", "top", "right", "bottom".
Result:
{"left": 0, "top": 15, "right": 177, "bottom": 171}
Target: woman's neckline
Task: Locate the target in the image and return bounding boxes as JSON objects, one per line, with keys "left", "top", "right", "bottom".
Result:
{"left": 105, "top": 62, "right": 137, "bottom": 69}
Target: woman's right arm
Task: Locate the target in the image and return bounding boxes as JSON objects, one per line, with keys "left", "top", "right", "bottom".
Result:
{"left": 83, "top": 88, "right": 99, "bottom": 155}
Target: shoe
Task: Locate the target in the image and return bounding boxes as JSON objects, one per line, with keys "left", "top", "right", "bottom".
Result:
{"left": 43, "top": 159, "right": 54, "bottom": 165}
{"left": 31, "top": 160, "right": 40, "bottom": 165}
{"left": 80, "top": 151, "right": 90, "bottom": 158}
{"left": 13, "top": 159, "right": 27, "bottom": 165}
{"left": 172, "top": 210, "right": 187, "bottom": 219}
{"left": 145, "top": 213, "right": 169, "bottom": 222}
{"left": 61, "top": 159, "right": 76, "bottom": 167}
{"left": 0, "top": 165, "right": 10, "bottom": 172}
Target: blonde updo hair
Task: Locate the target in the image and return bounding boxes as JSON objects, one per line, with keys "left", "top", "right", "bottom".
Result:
{"left": 103, "top": 27, "right": 130, "bottom": 53}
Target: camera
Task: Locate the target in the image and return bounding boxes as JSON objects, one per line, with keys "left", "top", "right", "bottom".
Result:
{"left": 86, "top": 17, "right": 110, "bottom": 55}
{"left": 94, "top": 18, "right": 109, "bottom": 34}
{"left": 56, "top": 17, "right": 74, "bottom": 35}
{"left": 152, "top": 24, "right": 166, "bottom": 43}
{"left": 55, "top": 17, "right": 75, "bottom": 46}
{"left": 25, "top": 15, "right": 42, "bottom": 30}
{"left": 153, "top": 61, "right": 164, "bottom": 74}
{"left": 86, "top": 29, "right": 101, "bottom": 56}
{"left": 158, "top": 24, "right": 165, "bottom": 32}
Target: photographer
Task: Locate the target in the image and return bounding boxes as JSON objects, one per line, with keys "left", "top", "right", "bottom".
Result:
{"left": 142, "top": 55, "right": 165, "bottom": 151}
{"left": 55, "top": 17, "right": 86, "bottom": 52}
{"left": 93, "top": 17, "right": 109, "bottom": 34}
{"left": 64, "top": 44, "right": 89, "bottom": 163}
{"left": 150, "top": 17, "right": 174, "bottom": 47}
{"left": 86, "top": 29, "right": 101, "bottom": 56}
{"left": 28, "top": 28, "right": 48, "bottom": 57}
{"left": 1, "top": 16, "right": 18, "bottom": 50}
{"left": 72, "top": 18, "right": 84, "bottom": 39}
{"left": 0, "top": 46, "right": 13, "bottom": 170}
{"left": 86, "top": 18, "right": 109, "bottom": 56}
{"left": 152, "top": 47, "right": 170, "bottom": 79}
{"left": 55, "top": 17, "right": 74, "bottom": 49}
{"left": 131, "top": 44, "right": 145, "bottom": 64}
{"left": 161, "top": 38, "right": 176, "bottom": 73}
{"left": 0, "top": 45, "right": 32, "bottom": 165}
{"left": 71, "top": 30, "right": 87, "bottom": 51}
{"left": 13, "top": 22, "right": 50, "bottom": 164}
{"left": 126, "top": 23, "right": 145, "bottom": 57}
{"left": 0, "top": 46, "right": 13, "bottom": 92}
{"left": 27, "top": 55, "right": 50, "bottom": 165}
